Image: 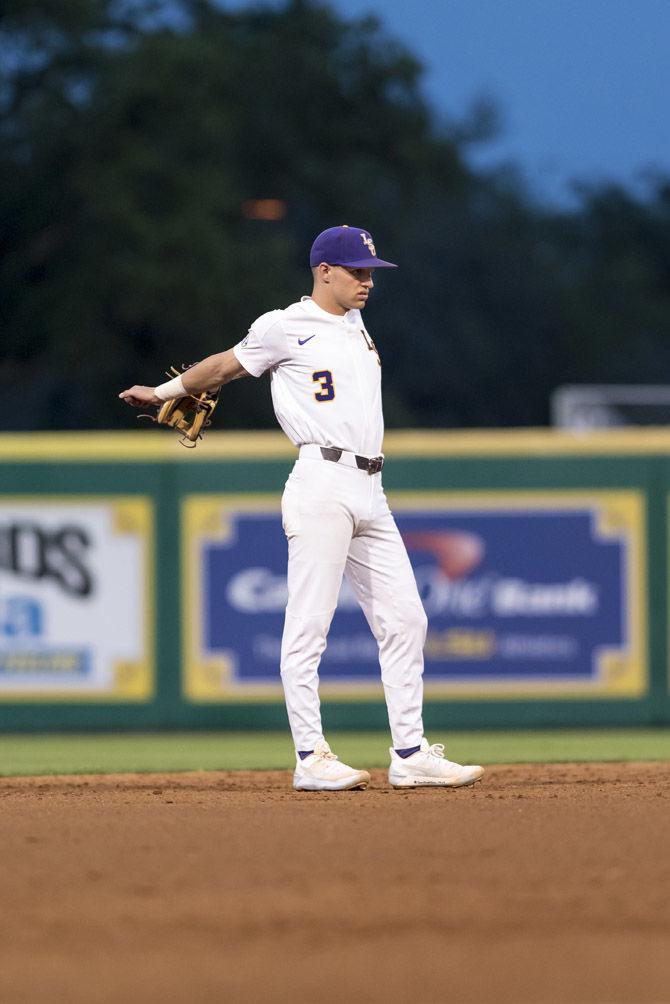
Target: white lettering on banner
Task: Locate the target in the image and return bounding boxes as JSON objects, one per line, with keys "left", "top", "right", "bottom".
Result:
{"left": 252, "top": 632, "right": 579, "bottom": 665}
{"left": 499, "top": 635, "right": 579, "bottom": 659}
{"left": 253, "top": 633, "right": 379, "bottom": 662}
{"left": 493, "top": 578, "right": 598, "bottom": 616}
{"left": 226, "top": 566, "right": 599, "bottom": 619}
{"left": 226, "top": 569, "right": 287, "bottom": 612}
{"left": 415, "top": 570, "right": 599, "bottom": 618}
{"left": 414, "top": 569, "right": 491, "bottom": 617}
{"left": 226, "top": 568, "right": 360, "bottom": 613}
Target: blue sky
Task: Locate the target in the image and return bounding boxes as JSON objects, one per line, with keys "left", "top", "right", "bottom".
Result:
{"left": 222, "top": 0, "right": 669, "bottom": 207}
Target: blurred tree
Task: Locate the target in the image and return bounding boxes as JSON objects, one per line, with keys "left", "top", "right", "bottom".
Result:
{"left": 554, "top": 182, "right": 670, "bottom": 385}
{"left": 1, "top": 0, "right": 669, "bottom": 430}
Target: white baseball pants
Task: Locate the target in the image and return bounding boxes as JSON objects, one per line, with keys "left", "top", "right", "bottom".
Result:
{"left": 280, "top": 449, "right": 427, "bottom": 751}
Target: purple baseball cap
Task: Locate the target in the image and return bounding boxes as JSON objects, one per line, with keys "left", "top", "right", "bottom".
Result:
{"left": 309, "top": 225, "right": 398, "bottom": 269}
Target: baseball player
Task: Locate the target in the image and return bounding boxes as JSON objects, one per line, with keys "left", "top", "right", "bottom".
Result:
{"left": 120, "top": 226, "right": 483, "bottom": 791}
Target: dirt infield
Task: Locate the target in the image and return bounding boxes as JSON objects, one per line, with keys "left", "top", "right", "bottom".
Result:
{"left": 1, "top": 762, "right": 669, "bottom": 1004}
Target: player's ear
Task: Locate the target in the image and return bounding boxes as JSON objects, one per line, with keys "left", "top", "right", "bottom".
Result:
{"left": 314, "top": 263, "right": 332, "bottom": 283}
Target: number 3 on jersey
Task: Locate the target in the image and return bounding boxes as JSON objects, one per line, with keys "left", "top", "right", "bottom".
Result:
{"left": 312, "top": 370, "right": 335, "bottom": 402}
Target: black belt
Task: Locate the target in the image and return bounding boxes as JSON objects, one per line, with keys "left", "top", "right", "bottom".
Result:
{"left": 320, "top": 446, "right": 384, "bottom": 475}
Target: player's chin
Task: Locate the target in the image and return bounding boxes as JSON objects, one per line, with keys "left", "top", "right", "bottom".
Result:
{"left": 354, "top": 294, "right": 369, "bottom": 308}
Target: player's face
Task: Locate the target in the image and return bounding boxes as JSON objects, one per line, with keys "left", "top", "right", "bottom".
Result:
{"left": 330, "top": 265, "right": 375, "bottom": 311}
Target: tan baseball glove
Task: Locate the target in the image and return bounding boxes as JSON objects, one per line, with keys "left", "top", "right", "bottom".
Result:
{"left": 140, "top": 366, "right": 219, "bottom": 447}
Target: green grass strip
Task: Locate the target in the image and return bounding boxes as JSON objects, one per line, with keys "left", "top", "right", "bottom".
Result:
{"left": 0, "top": 728, "right": 669, "bottom": 777}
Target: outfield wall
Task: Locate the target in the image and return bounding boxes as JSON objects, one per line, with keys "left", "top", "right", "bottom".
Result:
{"left": 1, "top": 428, "right": 669, "bottom": 731}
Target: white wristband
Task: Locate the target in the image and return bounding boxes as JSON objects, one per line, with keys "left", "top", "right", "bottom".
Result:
{"left": 154, "top": 373, "right": 187, "bottom": 401}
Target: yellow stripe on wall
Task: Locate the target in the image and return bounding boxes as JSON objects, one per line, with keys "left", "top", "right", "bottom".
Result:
{"left": 2, "top": 427, "right": 670, "bottom": 462}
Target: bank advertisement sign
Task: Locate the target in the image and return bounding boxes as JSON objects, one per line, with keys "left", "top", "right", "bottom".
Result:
{"left": 0, "top": 498, "right": 153, "bottom": 700}
{"left": 182, "top": 492, "right": 646, "bottom": 701}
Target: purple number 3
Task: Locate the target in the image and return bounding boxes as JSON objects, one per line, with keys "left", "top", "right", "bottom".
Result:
{"left": 312, "top": 370, "right": 335, "bottom": 402}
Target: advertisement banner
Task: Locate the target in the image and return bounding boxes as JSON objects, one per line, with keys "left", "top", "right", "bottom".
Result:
{"left": 0, "top": 497, "right": 153, "bottom": 700}
{"left": 183, "top": 492, "right": 646, "bottom": 702}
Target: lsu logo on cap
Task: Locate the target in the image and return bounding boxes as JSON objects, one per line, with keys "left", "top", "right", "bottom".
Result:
{"left": 360, "top": 233, "right": 377, "bottom": 256}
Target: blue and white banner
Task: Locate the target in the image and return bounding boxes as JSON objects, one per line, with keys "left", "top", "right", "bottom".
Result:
{"left": 183, "top": 492, "right": 646, "bottom": 701}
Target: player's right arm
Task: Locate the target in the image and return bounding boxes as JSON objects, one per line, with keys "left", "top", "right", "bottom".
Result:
{"left": 119, "top": 349, "right": 249, "bottom": 408}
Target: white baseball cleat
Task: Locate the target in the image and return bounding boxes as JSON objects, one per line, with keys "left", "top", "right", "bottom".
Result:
{"left": 388, "top": 738, "right": 484, "bottom": 789}
{"left": 293, "top": 739, "right": 371, "bottom": 792}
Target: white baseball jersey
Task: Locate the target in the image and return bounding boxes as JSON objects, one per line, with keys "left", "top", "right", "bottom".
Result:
{"left": 232, "top": 296, "right": 384, "bottom": 456}
{"left": 232, "top": 292, "right": 427, "bottom": 753}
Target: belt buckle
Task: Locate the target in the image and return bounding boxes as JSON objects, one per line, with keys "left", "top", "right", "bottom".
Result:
{"left": 367, "top": 456, "right": 383, "bottom": 475}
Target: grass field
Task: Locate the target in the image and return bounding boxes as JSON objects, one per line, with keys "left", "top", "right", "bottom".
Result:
{"left": 0, "top": 728, "right": 670, "bottom": 776}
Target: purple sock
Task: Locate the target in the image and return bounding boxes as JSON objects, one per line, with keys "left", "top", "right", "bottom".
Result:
{"left": 395, "top": 745, "right": 421, "bottom": 759}
{"left": 298, "top": 750, "right": 314, "bottom": 760}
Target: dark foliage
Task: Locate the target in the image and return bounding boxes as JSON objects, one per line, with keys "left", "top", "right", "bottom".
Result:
{"left": 2, "top": 0, "right": 669, "bottom": 429}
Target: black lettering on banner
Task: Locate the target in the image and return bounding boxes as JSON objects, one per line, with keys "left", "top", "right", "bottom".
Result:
{"left": 49, "top": 527, "right": 93, "bottom": 596}
{"left": 0, "top": 523, "right": 94, "bottom": 597}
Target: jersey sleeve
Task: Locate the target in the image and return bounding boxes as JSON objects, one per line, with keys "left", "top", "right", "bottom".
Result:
{"left": 232, "top": 310, "right": 290, "bottom": 378}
